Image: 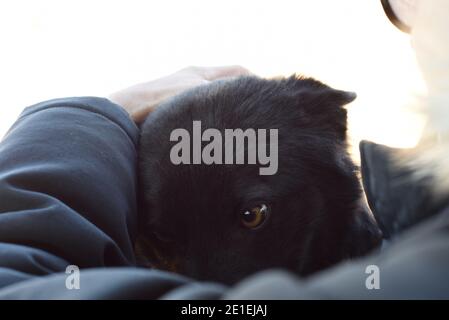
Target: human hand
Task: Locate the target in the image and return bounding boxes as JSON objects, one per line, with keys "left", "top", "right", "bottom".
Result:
{"left": 109, "top": 65, "right": 251, "bottom": 123}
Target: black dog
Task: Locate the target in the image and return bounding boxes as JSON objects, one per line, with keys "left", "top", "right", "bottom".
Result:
{"left": 137, "top": 75, "right": 382, "bottom": 284}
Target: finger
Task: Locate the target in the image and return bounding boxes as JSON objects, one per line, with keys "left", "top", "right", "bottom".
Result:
{"left": 197, "top": 65, "right": 252, "bottom": 80}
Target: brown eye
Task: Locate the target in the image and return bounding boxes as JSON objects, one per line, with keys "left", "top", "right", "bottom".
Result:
{"left": 240, "top": 204, "right": 270, "bottom": 229}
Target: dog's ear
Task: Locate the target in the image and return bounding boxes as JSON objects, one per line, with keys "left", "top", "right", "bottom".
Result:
{"left": 294, "top": 78, "right": 357, "bottom": 141}
{"left": 329, "top": 89, "right": 357, "bottom": 105}
{"left": 291, "top": 76, "right": 357, "bottom": 106}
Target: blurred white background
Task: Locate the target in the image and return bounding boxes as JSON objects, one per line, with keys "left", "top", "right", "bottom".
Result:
{"left": 0, "top": 0, "right": 426, "bottom": 158}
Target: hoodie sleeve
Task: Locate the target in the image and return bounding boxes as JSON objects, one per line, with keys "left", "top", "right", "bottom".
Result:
{"left": 0, "top": 97, "right": 140, "bottom": 289}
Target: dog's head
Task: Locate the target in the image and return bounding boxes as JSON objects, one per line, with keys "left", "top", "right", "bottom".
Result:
{"left": 137, "top": 75, "right": 381, "bottom": 284}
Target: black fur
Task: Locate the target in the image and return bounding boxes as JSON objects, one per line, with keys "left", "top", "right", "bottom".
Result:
{"left": 137, "top": 75, "right": 382, "bottom": 284}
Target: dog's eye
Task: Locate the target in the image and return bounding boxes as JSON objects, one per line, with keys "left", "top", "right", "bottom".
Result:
{"left": 240, "top": 204, "right": 269, "bottom": 229}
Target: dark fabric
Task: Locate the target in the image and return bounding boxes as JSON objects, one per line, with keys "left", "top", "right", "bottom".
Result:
{"left": 359, "top": 140, "right": 449, "bottom": 238}
{"left": 0, "top": 97, "right": 139, "bottom": 285}
{"left": 0, "top": 97, "right": 448, "bottom": 299}
{"left": 0, "top": 268, "right": 218, "bottom": 299}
